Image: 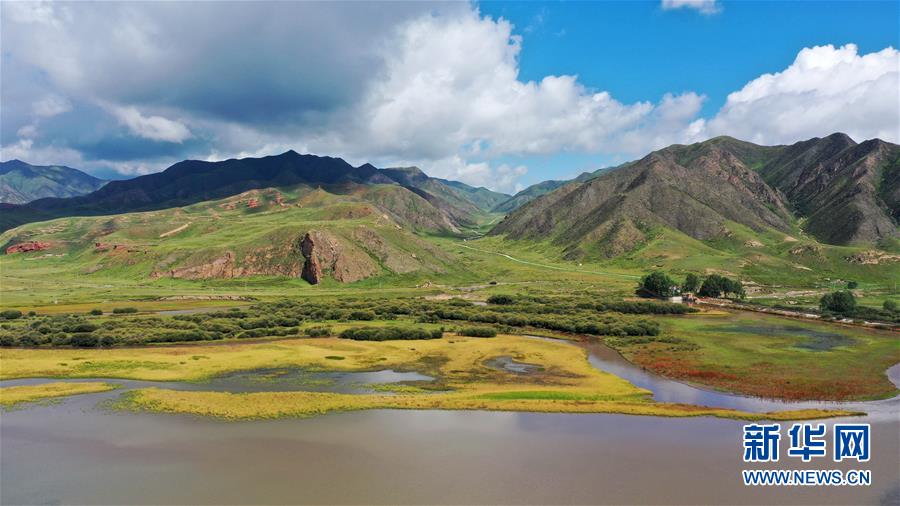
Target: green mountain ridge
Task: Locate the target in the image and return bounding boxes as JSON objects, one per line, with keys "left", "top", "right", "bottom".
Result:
{"left": 0, "top": 160, "right": 107, "bottom": 204}
{"left": 491, "top": 134, "right": 899, "bottom": 257}
{"left": 491, "top": 165, "right": 620, "bottom": 213}
{"left": 0, "top": 152, "right": 503, "bottom": 234}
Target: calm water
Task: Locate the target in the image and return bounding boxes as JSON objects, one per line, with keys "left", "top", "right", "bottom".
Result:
{"left": 2, "top": 337, "right": 899, "bottom": 505}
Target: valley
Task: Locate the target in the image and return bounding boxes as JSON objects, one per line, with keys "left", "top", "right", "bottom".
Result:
{"left": 1, "top": 134, "right": 898, "bottom": 504}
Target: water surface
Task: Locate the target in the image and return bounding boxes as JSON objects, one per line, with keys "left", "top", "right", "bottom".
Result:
{"left": 3, "top": 332, "right": 898, "bottom": 505}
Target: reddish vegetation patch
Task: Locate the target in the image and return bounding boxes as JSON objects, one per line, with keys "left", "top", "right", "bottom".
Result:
{"left": 247, "top": 198, "right": 259, "bottom": 208}
{"left": 5, "top": 241, "right": 51, "bottom": 254}
{"left": 622, "top": 343, "right": 892, "bottom": 401}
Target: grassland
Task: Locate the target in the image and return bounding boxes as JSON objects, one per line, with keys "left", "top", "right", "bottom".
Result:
{"left": 6, "top": 185, "right": 895, "bottom": 312}
{"left": 606, "top": 311, "right": 900, "bottom": 401}
{"left": 0, "top": 334, "right": 853, "bottom": 420}
{"left": 0, "top": 381, "right": 117, "bottom": 407}
{"left": 1, "top": 197, "right": 897, "bottom": 414}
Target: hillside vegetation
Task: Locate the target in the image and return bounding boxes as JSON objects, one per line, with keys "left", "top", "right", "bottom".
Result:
{"left": 0, "top": 160, "right": 106, "bottom": 204}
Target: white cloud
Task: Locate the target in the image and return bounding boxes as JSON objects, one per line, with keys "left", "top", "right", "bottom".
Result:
{"left": 16, "top": 125, "right": 38, "bottom": 138}
{"left": 106, "top": 105, "right": 192, "bottom": 143}
{"left": 33, "top": 95, "right": 71, "bottom": 118}
{"left": 2, "top": 2, "right": 898, "bottom": 195}
{"left": 706, "top": 44, "right": 900, "bottom": 144}
{"left": 0, "top": 139, "right": 83, "bottom": 166}
{"left": 315, "top": 10, "right": 703, "bottom": 183}
{"left": 412, "top": 156, "right": 527, "bottom": 194}
{"left": 661, "top": 0, "right": 721, "bottom": 15}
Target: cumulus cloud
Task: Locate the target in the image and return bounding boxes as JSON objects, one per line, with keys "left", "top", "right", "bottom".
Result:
{"left": 317, "top": 11, "right": 703, "bottom": 173}
{"left": 661, "top": 0, "right": 721, "bottom": 15}
{"left": 705, "top": 44, "right": 900, "bottom": 144}
{"left": 2, "top": 3, "right": 898, "bottom": 193}
{"left": 106, "top": 105, "right": 192, "bottom": 143}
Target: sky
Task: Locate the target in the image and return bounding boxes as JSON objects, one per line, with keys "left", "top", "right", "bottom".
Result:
{"left": 1, "top": 0, "right": 898, "bottom": 193}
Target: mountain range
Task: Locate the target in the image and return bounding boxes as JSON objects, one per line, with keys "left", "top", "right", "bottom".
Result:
{"left": 1, "top": 133, "right": 897, "bottom": 285}
{"left": 0, "top": 151, "right": 508, "bottom": 234}
{"left": 0, "top": 160, "right": 106, "bottom": 204}
{"left": 491, "top": 133, "right": 899, "bottom": 259}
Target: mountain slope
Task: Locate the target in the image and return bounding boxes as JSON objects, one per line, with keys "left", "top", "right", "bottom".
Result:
{"left": 0, "top": 160, "right": 106, "bottom": 204}
{"left": 0, "top": 152, "right": 491, "bottom": 234}
{"left": 491, "top": 164, "right": 621, "bottom": 214}
{"left": 377, "top": 166, "right": 508, "bottom": 225}
{"left": 491, "top": 134, "right": 899, "bottom": 260}
{"left": 492, "top": 180, "right": 569, "bottom": 214}
{"left": 755, "top": 133, "right": 900, "bottom": 245}
{"left": 0, "top": 184, "right": 458, "bottom": 285}
{"left": 490, "top": 140, "right": 795, "bottom": 260}
{"left": 436, "top": 178, "right": 509, "bottom": 211}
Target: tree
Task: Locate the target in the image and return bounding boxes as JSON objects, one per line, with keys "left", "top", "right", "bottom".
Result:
{"left": 883, "top": 299, "right": 898, "bottom": 312}
{"left": 846, "top": 280, "right": 858, "bottom": 289}
{"left": 637, "top": 271, "right": 675, "bottom": 298}
{"left": 682, "top": 273, "right": 700, "bottom": 293}
{"left": 725, "top": 278, "right": 745, "bottom": 299}
{"left": 697, "top": 274, "right": 743, "bottom": 299}
{"left": 819, "top": 291, "right": 857, "bottom": 315}
{"left": 697, "top": 275, "right": 726, "bottom": 298}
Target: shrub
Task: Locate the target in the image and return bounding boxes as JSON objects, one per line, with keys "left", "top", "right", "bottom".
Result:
{"left": 348, "top": 310, "right": 376, "bottom": 321}
{"left": 340, "top": 327, "right": 442, "bottom": 341}
{"left": 70, "top": 333, "right": 100, "bottom": 347}
{"left": 846, "top": 280, "right": 859, "bottom": 289}
{"left": 883, "top": 299, "right": 897, "bottom": 312}
{"left": 89, "top": 309, "right": 103, "bottom": 316}
{"left": 458, "top": 326, "right": 497, "bottom": 337}
{"left": 487, "top": 295, "right": 515, "bottom": 305}
{"left": 304, "top": 326, "right": 333, "bottom": 337}
{"left": 112, "top": 307, "right": 138, "bottom": 314}
{"left": 0, "top": 310, "right": 23, "bottom": 320}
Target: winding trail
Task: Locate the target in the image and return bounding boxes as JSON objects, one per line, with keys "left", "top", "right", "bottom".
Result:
{"left": 455, "top": 242, "right": 639, "bottom": 279}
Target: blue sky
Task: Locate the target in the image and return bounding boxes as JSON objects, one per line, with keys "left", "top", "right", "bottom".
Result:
{"left": 483, "top": 1, "right": 899, "bottom": 114}
{"left": 480, "top": 0, "right": 900, "bottom": 184}
{"left": 2, "top": 1, "right": 898, "bottom": 192}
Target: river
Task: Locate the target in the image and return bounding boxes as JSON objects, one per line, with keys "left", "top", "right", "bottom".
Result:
{"left": 2, "top": 338, "right": 898, "bottom": 505}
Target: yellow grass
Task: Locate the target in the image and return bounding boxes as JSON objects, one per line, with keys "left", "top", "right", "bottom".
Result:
{"left": 1, "top": 335, "right": 857, "bottom": 420}
{"left": 120, "top": 387, "right": 856, "bottom": 421}
{"left": 0, "top": 381, "right": 117, "bottom": 407}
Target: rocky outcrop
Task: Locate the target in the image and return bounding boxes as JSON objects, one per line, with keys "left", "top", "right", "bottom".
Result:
{"left": 5, "top": 241, "right": 51, "bottom": 254}
{"left": 300, "top": 234, "right": 323, "bottom": 284}
{"left": 845, "top": 250, "right": 900, "bottom": 265}
{"left": 152, "top": 251, "right": 236, "bottom": 279}
{"left": 299, "top": 230, "right": 379, "bottom": 284}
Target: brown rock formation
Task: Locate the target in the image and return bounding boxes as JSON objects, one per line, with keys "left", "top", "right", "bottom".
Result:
{"left": 845, "top": 250, "right": 900, "bottom": 265}
{"left": 5, "top": 241, "right": 51, "bottom": 254}
{"left": 152, "top": 251, "right": 236, "bottom": 279}
{"left": 300, "top": 233, "right": 323, "bottom": 284}
{"left": 299, "top": 230, "right": 379, "bottom": 284}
